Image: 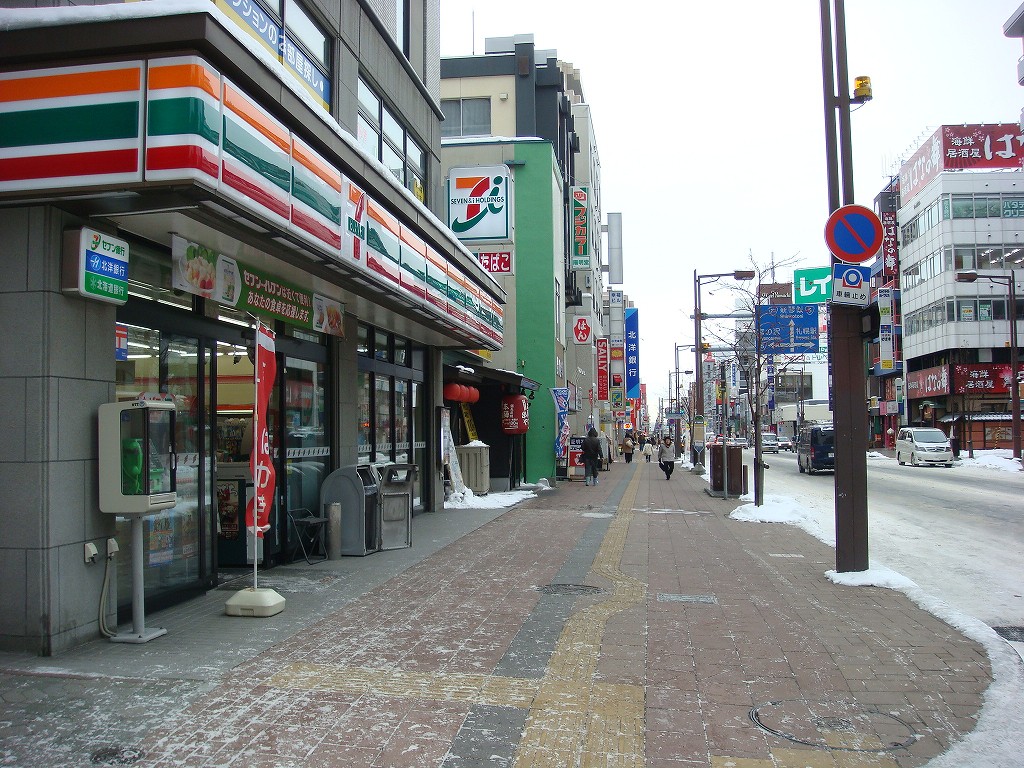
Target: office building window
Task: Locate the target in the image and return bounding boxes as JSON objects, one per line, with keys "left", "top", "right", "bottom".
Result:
{"left": 441, "top": 98, "right": 491, "bottom": 138}
{"left": 358, "top": 77, "right": 427, "bottom": 202}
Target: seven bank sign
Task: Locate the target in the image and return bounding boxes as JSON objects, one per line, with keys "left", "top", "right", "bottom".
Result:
{"left": 447, "top": 165, "right": 513, "bottom": 242}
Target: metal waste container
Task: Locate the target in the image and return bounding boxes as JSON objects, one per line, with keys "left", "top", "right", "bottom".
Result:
{"left": 454, "top": 444, "right": 489, "bottom": 494}
{"left": 320, "top": 464, "right": 380, "bottom": 555}
{"left": 378, "top": 463, "right": 416, "bottom": 550}
{"left": 709, "top": 445, "right": 745, "bottom": 496}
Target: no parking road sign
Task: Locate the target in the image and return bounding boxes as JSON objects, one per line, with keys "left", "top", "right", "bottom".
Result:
{"left": 824, "top": 204, "right": 883, "bottom": 264}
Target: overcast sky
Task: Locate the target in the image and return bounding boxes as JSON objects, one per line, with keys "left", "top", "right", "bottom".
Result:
{"left": 440, "top": 0, "right": 1024, "bottom": 409}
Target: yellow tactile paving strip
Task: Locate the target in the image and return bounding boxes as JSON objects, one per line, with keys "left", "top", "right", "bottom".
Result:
{"left": 267, "top": 468, "right": 913, "bottom": 767}
{"left": 513, "top": 466, "right": 646, "bottom": 767}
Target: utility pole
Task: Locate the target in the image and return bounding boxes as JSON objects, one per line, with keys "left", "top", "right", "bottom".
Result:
{"left": 820, "top": 0, "right": 869, "bottom": 572}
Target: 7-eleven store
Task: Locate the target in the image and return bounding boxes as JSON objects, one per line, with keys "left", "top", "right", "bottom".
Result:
{"left": 0, "top": 11, "right": 504, "bottom": 654}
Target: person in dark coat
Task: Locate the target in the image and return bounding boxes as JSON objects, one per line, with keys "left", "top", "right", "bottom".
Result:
{"left": 582, "top": 427, "right": 603, "bottom": 486}
{"left": 657, "top": 435, "right": 677, "bottom": 479}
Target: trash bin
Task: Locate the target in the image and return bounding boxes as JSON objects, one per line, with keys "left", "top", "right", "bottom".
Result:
{"left": 319, "top": 464, "right": 380, "bottom": 555}
{"left": 708, "top": 445, "right": 744, "bottom": 496}
{"left": 378, "top": 464, "right": 416, "bottom": 550}
{"left": 455, "top": 444, "right": 489, "bottom": 494}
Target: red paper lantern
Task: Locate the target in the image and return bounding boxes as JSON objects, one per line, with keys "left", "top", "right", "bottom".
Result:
{"left": 443, "top": 382, "right": 461, "bottom": 401}
{"left": 468, "top": 386, "right": 480, "bottom": 403}
{"left": 501, "top": 395, "right": 530, "bottom": 434}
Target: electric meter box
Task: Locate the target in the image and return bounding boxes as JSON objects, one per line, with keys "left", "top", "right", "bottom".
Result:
{"left": 99, "top": 400, "right": 177, "bottom": 514}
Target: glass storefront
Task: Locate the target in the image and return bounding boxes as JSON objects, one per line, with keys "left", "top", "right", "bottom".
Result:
{"left": 356, "top": 324, "right": 428, "bottom": 508}
{"left": 115, "top": 326, "right": 210, "bottom": 607}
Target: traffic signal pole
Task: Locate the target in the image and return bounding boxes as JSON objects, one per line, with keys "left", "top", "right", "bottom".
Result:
{"left": 821, "top": 0, "right": 869, "bottom": 572}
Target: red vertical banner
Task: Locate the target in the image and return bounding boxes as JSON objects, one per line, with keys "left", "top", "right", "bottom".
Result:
{"left": 246, "top": 321, "right": 277, "bottom": 538}
{"left": 597, "top": 338, "right": 609, "bottom": 401}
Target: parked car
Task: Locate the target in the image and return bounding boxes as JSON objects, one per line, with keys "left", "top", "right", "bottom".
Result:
{"left": 760, "top": 433, "right": 779, "bottom": 453}
{"left": 777, "top": 435, "right": 793, "bottom": 451}
{"left": 895, "top": 427, "right": 953, "bottom": 467}
{"left": 797, "top": 423, "right": 834, "bottom": 474}
{"left": 727, "top": 436, "right": 749, "bottom": 448}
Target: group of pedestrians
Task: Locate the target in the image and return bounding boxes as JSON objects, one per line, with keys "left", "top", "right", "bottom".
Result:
{"left": 580, "top": 429, "right": 678, "bottom": 485}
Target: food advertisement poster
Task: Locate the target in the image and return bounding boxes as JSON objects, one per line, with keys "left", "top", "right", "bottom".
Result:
{"left": 172, "top": 235, "right": 344, "bottom": 337}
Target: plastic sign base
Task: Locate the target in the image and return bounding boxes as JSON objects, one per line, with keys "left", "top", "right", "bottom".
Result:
{"left": 110, "top": 627, "right": 167, "bottom": 644}
{"left": 224, "top": 587, "right": 286, "bottom": 617}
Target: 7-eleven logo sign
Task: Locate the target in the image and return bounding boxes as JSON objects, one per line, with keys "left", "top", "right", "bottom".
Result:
{"left": 448, "top": 166, "right": 511, "bottom": 241}
{"left": 573, "top": 318, "right": 592, "bottom": 344}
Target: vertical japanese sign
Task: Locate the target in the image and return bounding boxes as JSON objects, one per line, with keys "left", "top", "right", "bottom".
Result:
{"left": 877, "top": 288, "right": 895, "bottom": 371}
{"left": 571, "top": 186, "right": 590, "bottom": 270}
{"left": 625, "top": 308, "right": 640, "bottom": 399}
{"left": 596, "top": 338, "right": 609, "bottom": 401}
{"left": 246, "top": 321, "right": 277, "bottom": 539}
{"left": 551, "top": 387, "right": 571, "bottom": 459}
{"left": 880, "top": 211, "right": 898, "bottom": 279}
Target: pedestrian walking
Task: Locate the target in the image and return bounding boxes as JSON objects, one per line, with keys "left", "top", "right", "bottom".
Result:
{"left": 622, "top": 434, "right": 635, "bottom": 463}
{"left": 642, "top": 441, "right": 653, "bottom": 462}
{"left": 581, "top": 427, "right": 603, "bottom": 486}
{"left": 657, "top": 435, "right": 676, "bottom": 479}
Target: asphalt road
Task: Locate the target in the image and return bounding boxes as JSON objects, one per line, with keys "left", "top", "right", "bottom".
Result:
{"left": 753, "top": 449, "right": 1024, "bottom": 628}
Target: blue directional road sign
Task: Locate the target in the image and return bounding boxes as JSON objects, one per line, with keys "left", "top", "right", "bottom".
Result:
{"left": 757, "top": 304, "right": 819, "bottom": 354}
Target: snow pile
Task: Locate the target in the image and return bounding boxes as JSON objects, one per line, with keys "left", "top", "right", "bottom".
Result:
{"left": 444, "top": 487, "right": 537, "bottom": 509}
{"left": 826, "top": 566, "right": 917, "bottom": 590}
{"left": 956, "top": 449, "right": 1022, "bottom": 473}
{"left": 730, "top": 494, "right": 836, "bottom": 547}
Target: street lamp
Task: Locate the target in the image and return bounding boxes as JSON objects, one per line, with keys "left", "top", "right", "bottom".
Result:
{"left": 693, "top": 269, "right": 756, "bottom": 471}
{"left": 956, "top": 269, "right": 1020, "bottom": 460}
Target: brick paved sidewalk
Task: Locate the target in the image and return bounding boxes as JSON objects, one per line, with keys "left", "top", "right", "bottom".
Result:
{"left": 0, "top": 459, "right": 993, "bottom": 768}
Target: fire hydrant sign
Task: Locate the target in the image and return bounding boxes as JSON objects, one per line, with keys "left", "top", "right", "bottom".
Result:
{"left": 62, "top": 227, "right": 129, "bottom": 305}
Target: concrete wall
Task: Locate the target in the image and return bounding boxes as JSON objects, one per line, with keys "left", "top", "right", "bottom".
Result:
{"left": 0, "top": 206, "right": 118, "bottom": 654}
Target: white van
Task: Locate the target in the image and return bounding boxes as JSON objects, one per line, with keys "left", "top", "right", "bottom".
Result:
{"left": 895, "top": 427, "right": 953, "bottom": 467}
{"left": 760, "top": 433, "right": 779, "bottom": 453}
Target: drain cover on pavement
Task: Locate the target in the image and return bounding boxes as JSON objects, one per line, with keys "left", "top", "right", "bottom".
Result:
{"left": 657, "top": 593, "right": 718, "bottom": 604}
{"left": 750, "top": 700, "right": 916, "bottom": 752}
{"left": 993, "top": 626, "right": 1024, "bottom": 642}
{"left": 537, "top": 583, "right": 606, "bottom": 595}
{"left": 91, "top": 746, "right": 144, "bottom": 765}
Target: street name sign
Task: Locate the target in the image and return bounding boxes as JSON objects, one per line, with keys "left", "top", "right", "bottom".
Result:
{"left": 757, "top": 304, "right": 819, "bottom": 354}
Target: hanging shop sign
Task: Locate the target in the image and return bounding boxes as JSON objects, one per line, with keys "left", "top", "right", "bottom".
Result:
{"left": 570, "top": 186, "right": 591, "bottom": 270}
{"left": 501, "top": 395, "right": 530, "bottom": 434}
{"left": 625, "top": 308, "right": 641, "bottom": 399}
{"left": 171, "top": 235, "right": 344, "bottom": 336}
{"left": 62, "top": 227, "right": 130, "bottom": 305}
{"left": 475, "top": 250, "right": 513, "bottom": 273}
{"left": 447, "top": 165, "right": 513, "bottom": 242}
{"left": 596, "top": 338, "right": 610, "bottom": 401}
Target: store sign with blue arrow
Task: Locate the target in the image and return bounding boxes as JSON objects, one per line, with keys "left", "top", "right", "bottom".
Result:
{"left": 757, "top": 304, "right": 819, "bottom": 354}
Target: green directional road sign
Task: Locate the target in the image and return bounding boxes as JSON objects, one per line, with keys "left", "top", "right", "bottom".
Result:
{"left": 793, "top": 266, "right": 832, "bottom": 304}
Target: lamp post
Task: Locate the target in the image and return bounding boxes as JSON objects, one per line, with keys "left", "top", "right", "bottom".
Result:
{"left": 693, "top": 270, "right": 756, "bottom": 472}
{"left": 956, "top": 269, "right": 1020, "bottom": 460}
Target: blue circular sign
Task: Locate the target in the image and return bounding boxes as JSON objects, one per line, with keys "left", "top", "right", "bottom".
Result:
{"left": 824, "top": 204, "right": 883, "bottom": 263}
